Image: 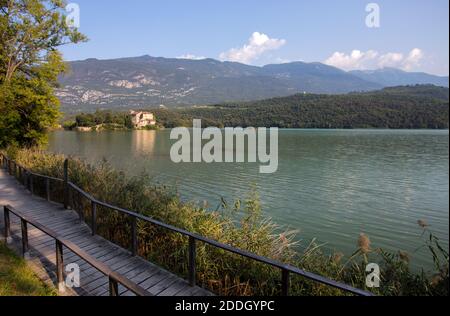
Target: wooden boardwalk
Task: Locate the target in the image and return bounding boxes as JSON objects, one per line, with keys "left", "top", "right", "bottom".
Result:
{"left": 0, "top": 168, "right": 212, "bottom": 296}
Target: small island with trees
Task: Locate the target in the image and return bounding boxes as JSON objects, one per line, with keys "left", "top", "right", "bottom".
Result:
{"left": 63, "top": 110, "right": 159, "bottom": 131}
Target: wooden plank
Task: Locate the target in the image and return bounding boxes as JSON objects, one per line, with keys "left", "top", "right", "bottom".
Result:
{"left": 31, "top": 231, "right": 91, "bottom": 256}
{"left": 122, "top": 268, "right": 164, "bottom": 292}
{"left": 175, "top": 285, "right": 202, "bottom": 296}
{"left": 81, "top": 253, "right": 131, "bottom": 282}
{"left": 193, "top": 287, "right": 214, "bottom": 296}
{"left": 39, "top": 217, "right": 80, "bottom": 229}
{"left": 147, "top": 274, "right": 180, "bottom": 295}
{"left": 158, "top": 279, "right": 191, "bottom": 296}
{"left": 69, "top": 247, "right": 115, "bottom": 273}
{"left": 78, "top": 248, "right": 127, "bottom": 277}
{"left": 120, "top": 262, "right": 158, "bottom": 281}
{"left": 114, "top": 257, "right": 145, "bottom": 276}
{"left": 139, "top": 270, "right": 171, "bottom": 290}
{"left": 28, "top": 223, "right": 85, "bottom": 243}
{"left": 58, "top": 227, "right": 92, "bottom": 240}
{"left": 96, "top": 260, "right": 157, "bottom": 296}
{"left": 62, "top": 242, "right": 102, "bottom": 262}
{"left": 81, "top": 274, "right": 108, "bottom": 292}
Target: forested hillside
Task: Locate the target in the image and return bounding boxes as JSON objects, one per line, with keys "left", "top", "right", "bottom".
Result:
{"left": 172, "top": 85, "right": 449, "bottom": 129}
{"left": 68, "top": 85, "right": 449, "bottom": 130}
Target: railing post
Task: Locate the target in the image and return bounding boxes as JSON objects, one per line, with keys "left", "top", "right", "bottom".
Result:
{"left": 29, "top": 173, "right": 34, "bottom": 196}
{"left": 13, "top": 162, "right": 17, "bottom": 179}
{"left": 46, "top": 178, "right": 50, "bottom": 201}
{"left": 3, "top": 206, "right": 11, "bottom": 244}
{"left": 77, "top": 191, "right": 84, "bottom": 223}
{"left": 188, "top": 236, "right": 196, "bottom": 286}
{"left": 63, "top": 159, "right": 69, "bottom": 209}
{"left": 25, "top": 171, "right": 29, "bottom": 190}
{"left": 91, "top": 200, "right": 97, "bottom": 236}
{"left": 69, "top": 186, "right": 73, "bottom": 210}
{"left": 109, "top": 276, "right": 119, "bottom": 296}
{"left": 281, "top": 269, "right": 290, "bottom": 296}
{"left": 131, "top": 216, "right": 137, "bottom": 256}
{"left": 56, "top": 240, "right": 65, "bottom": 293}
{"left": 18, "top": 166, "right": 22, "bottom": 184}
{"left": 21, "top": 218, "right": 29, "bottom": 258}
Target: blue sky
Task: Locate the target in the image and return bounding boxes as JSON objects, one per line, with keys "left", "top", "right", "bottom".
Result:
{"left": 61, "top": 0, "right": 449, "bottom": 75}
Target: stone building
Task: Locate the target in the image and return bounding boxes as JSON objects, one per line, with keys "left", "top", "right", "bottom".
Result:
{"left": 130, "top": 111, "right": 156, "bottom": 128}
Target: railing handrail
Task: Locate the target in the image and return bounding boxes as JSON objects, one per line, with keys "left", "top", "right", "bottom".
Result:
{"left": 0, "top": 153, "right": 374, "bottom": 296}
{"left": 3, "top": 204, "right": 151, "bottom": 296}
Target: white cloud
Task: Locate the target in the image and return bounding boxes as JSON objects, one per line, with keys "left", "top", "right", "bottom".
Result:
{"left": 324, "top": 48, "right": 424, "bottom": 71}
{"left": 177, "top": 54, "right": 206, "bottom": 60}
{"left": 403, "top": 48, "right": 424, "bottom": 71}
{"left": 219, "top": 32, "right": 286, "bottom": 64}
{"left": 377, "top": 52, "right": 404, "bottom": 68}
{"left": 324, "top": 50, "right": 379, "bottom": 70}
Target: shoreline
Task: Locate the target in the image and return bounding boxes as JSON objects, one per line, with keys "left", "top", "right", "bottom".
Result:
{"left": 57, "top": 127, "right": 450, "bottom": 132}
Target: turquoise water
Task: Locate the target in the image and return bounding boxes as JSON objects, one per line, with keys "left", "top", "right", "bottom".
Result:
{"left": 48, "top": 129, "right": 449, "bottom": 271}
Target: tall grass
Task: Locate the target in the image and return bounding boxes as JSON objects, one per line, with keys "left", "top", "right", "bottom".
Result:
{"left": 4, "top": 147, "right": 449, "bottom": 296}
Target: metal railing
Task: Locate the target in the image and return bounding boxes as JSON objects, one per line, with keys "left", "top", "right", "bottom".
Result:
{"left": 3, "top": 204, "right": 151, "bottom": 296}
{"left": 0, "top": 153, "right": 373, "bottom": 296}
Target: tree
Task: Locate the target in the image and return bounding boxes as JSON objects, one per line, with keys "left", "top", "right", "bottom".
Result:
{"left": 0, "top": 0, "right": 87, "bottom": 147}
{"left": 75, "top": 113, "right": 94, "bottom": 127}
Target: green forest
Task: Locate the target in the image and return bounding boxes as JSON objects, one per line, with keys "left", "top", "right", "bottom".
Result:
{"left": 68, "top": 85, "right": 449, "bottom": 130}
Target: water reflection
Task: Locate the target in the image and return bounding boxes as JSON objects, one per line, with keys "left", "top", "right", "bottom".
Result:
{"left": 131, "top": 130, "right": 156, "bottom": 157}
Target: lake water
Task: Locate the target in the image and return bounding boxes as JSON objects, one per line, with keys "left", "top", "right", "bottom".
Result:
{"left": 47, "top": 129, "right": 449, "bottom": 271}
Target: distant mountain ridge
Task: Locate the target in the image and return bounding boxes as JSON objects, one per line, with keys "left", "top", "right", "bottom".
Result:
{"left": 57, "top": 55, "right": 449, "bottom": 112}
{"left": 350, "top": 68, "right": 449, "bottom": 88}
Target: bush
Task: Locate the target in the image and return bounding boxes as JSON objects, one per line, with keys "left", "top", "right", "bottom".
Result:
{"left": 62, "top": 120, "right": 77, "bottom": 130}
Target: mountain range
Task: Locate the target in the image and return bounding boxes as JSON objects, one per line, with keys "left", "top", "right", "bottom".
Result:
{"left": 57, "top": 55, "right": 449, "bottom": 112}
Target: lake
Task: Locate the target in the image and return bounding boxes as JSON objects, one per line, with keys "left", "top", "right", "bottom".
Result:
{"left": 47, "top": 129, "right": 449, "bottom": 271}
